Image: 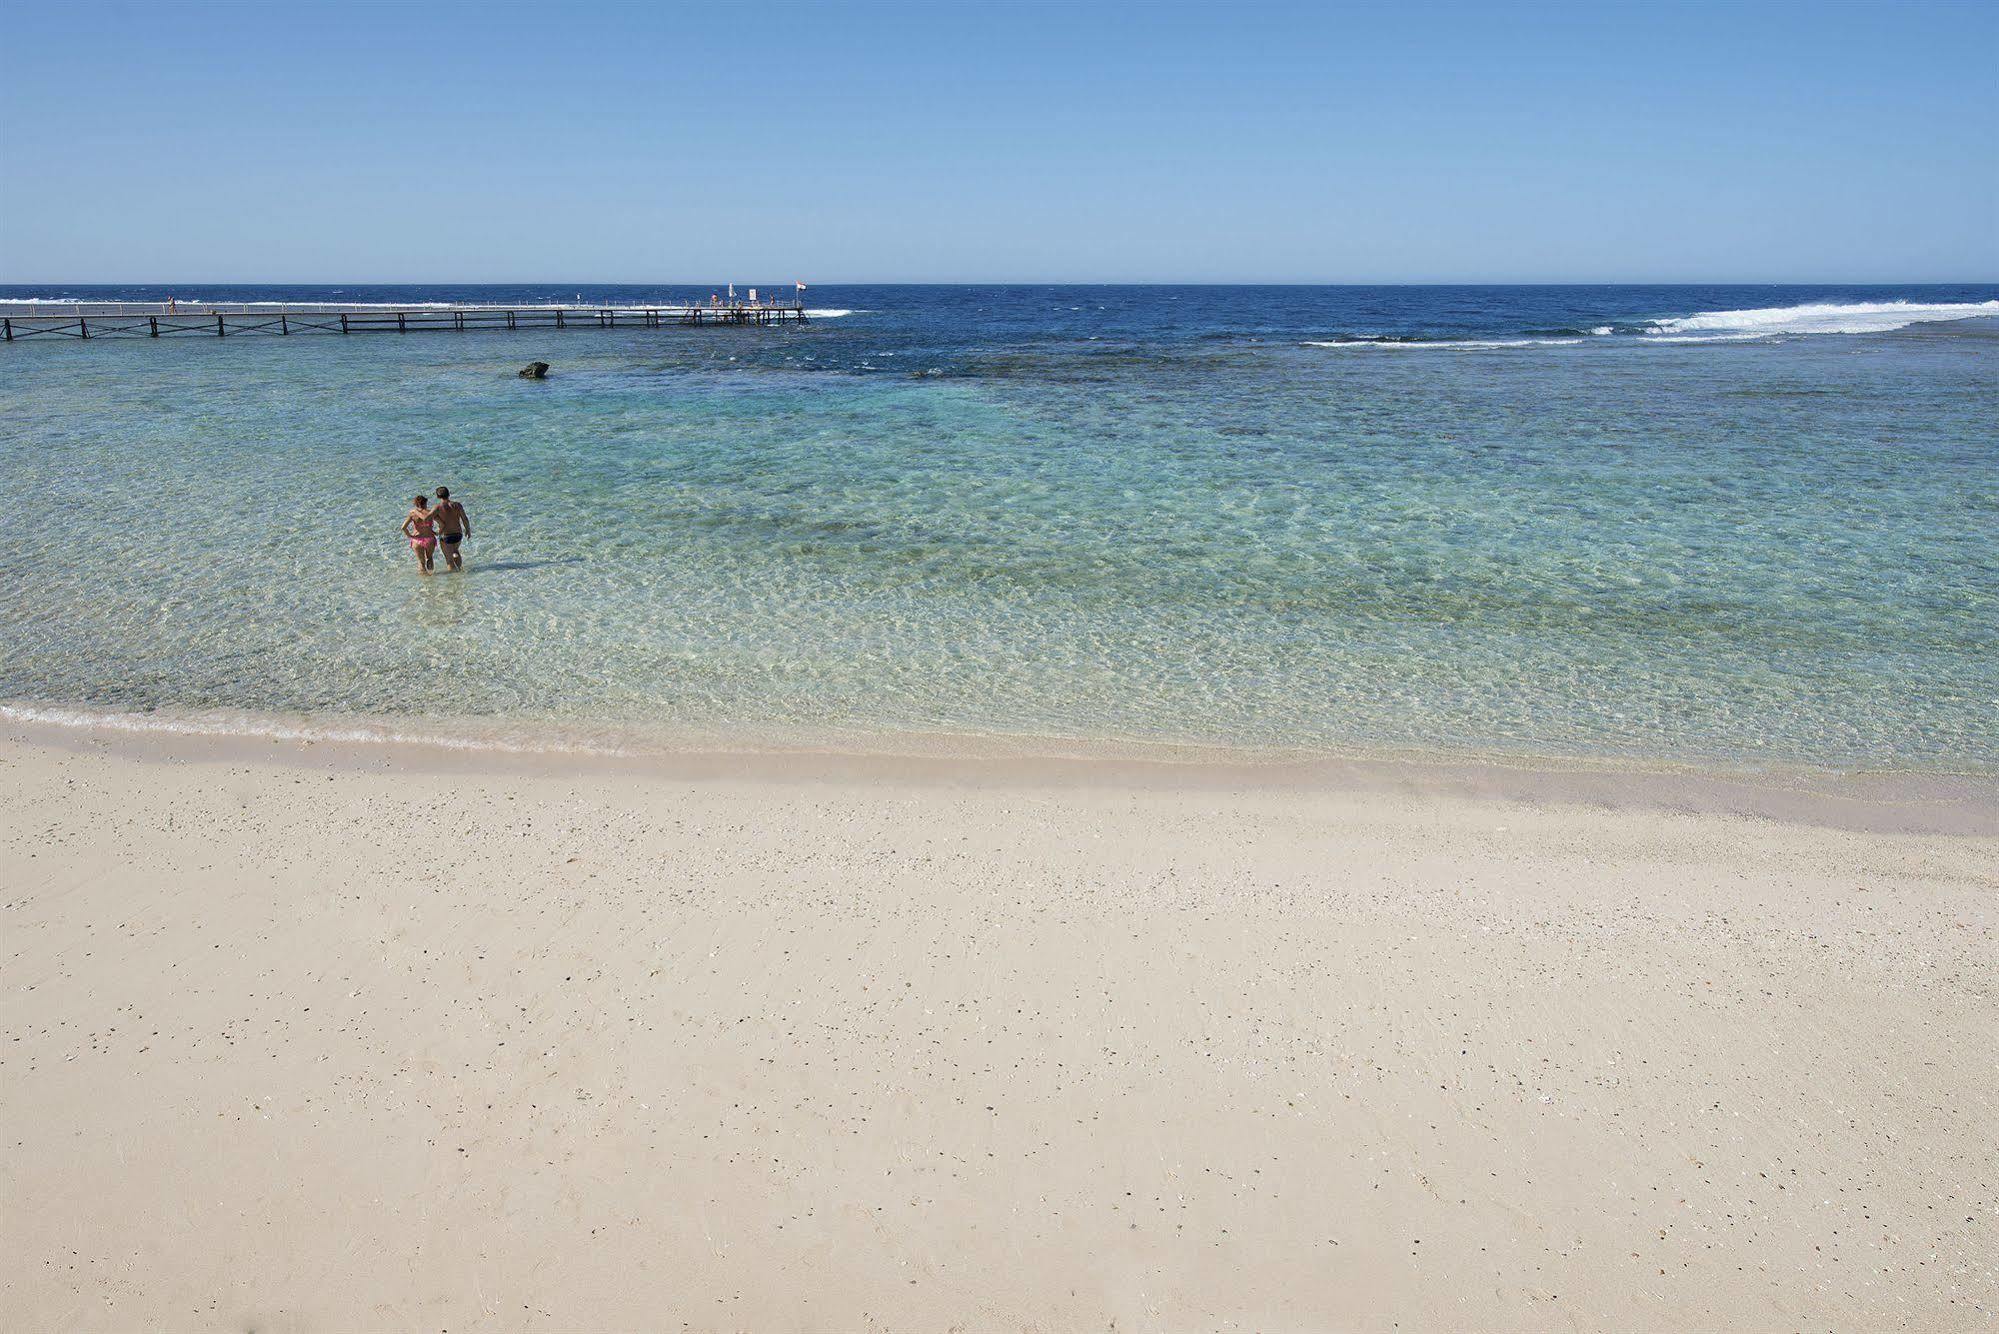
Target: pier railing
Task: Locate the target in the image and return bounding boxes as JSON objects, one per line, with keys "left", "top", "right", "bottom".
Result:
{"left": 0, "top": 302, "right": 810, "bottom": 342}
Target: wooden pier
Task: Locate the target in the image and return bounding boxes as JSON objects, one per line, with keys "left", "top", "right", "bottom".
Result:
{"left": 0, "top": 301, "right": 810, "bottom": 343}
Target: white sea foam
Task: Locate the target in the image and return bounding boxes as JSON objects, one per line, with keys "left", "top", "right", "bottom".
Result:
{"left": 1636, "top": 332, "right": 1774, "bottom": 344}
{"left": 1302, "top": 338, "right": 1584, "bottom": 350}
{"left": 1296, "top": 301, "right": 1999, "bottom": 352}
{"left": 1645, "top": 299, "right": 1999, "bottom": 339}
{"left": 0, "top": 701, "right": 639, "bottom": 757}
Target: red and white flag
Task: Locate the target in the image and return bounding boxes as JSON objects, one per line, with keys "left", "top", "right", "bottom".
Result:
{"left": 796, "top": 281, "right": 807, "bottom": 291}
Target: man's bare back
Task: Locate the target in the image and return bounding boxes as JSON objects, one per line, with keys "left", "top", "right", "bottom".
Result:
{"left": 433, "top": 486, "right": 470, "bottom": 571}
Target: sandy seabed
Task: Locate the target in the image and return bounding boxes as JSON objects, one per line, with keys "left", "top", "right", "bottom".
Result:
{"left": 1, "top": 724, "right": 1993, "bottom": 1332}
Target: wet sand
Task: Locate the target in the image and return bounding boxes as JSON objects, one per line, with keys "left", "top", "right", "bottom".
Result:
{"left": 2, "top": 725, "right": 1994, "bottom": 1330}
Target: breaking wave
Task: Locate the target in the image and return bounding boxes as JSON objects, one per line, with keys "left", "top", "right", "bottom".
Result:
{"left": 1303, "top": 337, "right": 1584, "bottom": 350}
{"left": 1299, "top": 301, "right": 1999, "bottom": 351}
{"left": 1644, "top": 299, "right": 1999, "bottom": 339}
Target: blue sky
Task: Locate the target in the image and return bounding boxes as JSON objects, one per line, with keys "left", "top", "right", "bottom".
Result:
{"left": 2, "top": 0, "right": 1993, "bottom": 282}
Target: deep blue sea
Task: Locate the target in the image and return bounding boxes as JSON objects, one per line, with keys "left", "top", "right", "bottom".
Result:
{"left": 2, "top": 283, "right": 1995, "bottom": 771}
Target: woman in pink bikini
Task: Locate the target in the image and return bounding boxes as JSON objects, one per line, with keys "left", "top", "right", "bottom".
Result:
{"left": 401, "top": 495, "right": 438, "bottom": 574}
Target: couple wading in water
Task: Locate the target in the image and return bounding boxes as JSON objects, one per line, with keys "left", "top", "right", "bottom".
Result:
{"left": 401, "top": 487, "right": 471, "bottom": 574}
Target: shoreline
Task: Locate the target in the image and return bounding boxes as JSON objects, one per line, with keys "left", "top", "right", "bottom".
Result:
{"left": 5, "top": 704, "right": 1993, "bottom": 836}
{"left": 3, "top": 729, "right": 1992, "bottom": 1329}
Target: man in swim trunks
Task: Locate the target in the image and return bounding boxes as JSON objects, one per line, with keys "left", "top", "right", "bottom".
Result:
{"left": 433, "top": 485, "right": 470, "bottom": 571}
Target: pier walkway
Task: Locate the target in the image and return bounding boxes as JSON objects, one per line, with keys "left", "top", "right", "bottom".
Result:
{"left": 0, "top": 302, "right": 809, "bottom": 343}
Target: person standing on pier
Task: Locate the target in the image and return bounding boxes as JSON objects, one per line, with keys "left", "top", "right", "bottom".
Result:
{"left": 433, "top": 486, "right": 470, "bottom": 572}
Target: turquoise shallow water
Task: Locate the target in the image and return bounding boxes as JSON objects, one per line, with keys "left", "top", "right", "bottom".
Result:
{"left": 2, "top": 285, "right": 1995, "bottom": 771}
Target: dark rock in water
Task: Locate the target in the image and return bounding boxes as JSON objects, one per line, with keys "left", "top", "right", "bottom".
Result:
{"left": 518, "top": 361, "right": 550, "bottom": 379}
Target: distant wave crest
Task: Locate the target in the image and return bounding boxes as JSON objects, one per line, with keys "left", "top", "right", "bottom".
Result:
{"left": 1644, "top": 299, "right": 1999, "bottom": 339}
{"left": 1302, "top": 337, "right": 1584, "bottom": 350}
{"left": 1300, "top": 300, "right": 1999, "bottom": 352}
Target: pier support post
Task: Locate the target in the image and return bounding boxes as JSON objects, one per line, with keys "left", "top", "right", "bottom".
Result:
{"left": 556, "top": 310, "right": 565, "bottom": 329}
{"left": 3, "top": 318, "right": 10, "bottom": 341}
{"left": 341, "top": 314, "right": 349, "bottom": 334}
{"left": 79, "top": 318, "right": 89, "bottom": 339}
{"left": 281, "top": 315, "right": 289, "bottom": 335}
{"left": 397, "top": 312, "right": 406, "bottom": 333}
{"left": 216, "top": 315, "right": 225, "bottom": 337}
{"left": 150, "top": 317, "right": 159, "bottom": 337}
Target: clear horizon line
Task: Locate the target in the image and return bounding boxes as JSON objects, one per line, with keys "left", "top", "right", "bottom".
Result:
{"left": 5, "top": 278, "right": 1997, "bottom": 289}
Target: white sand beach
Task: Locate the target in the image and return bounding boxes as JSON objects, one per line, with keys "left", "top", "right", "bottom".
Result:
{"left": 2, "top": 724, "right": 1994, "bottom": 1331}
